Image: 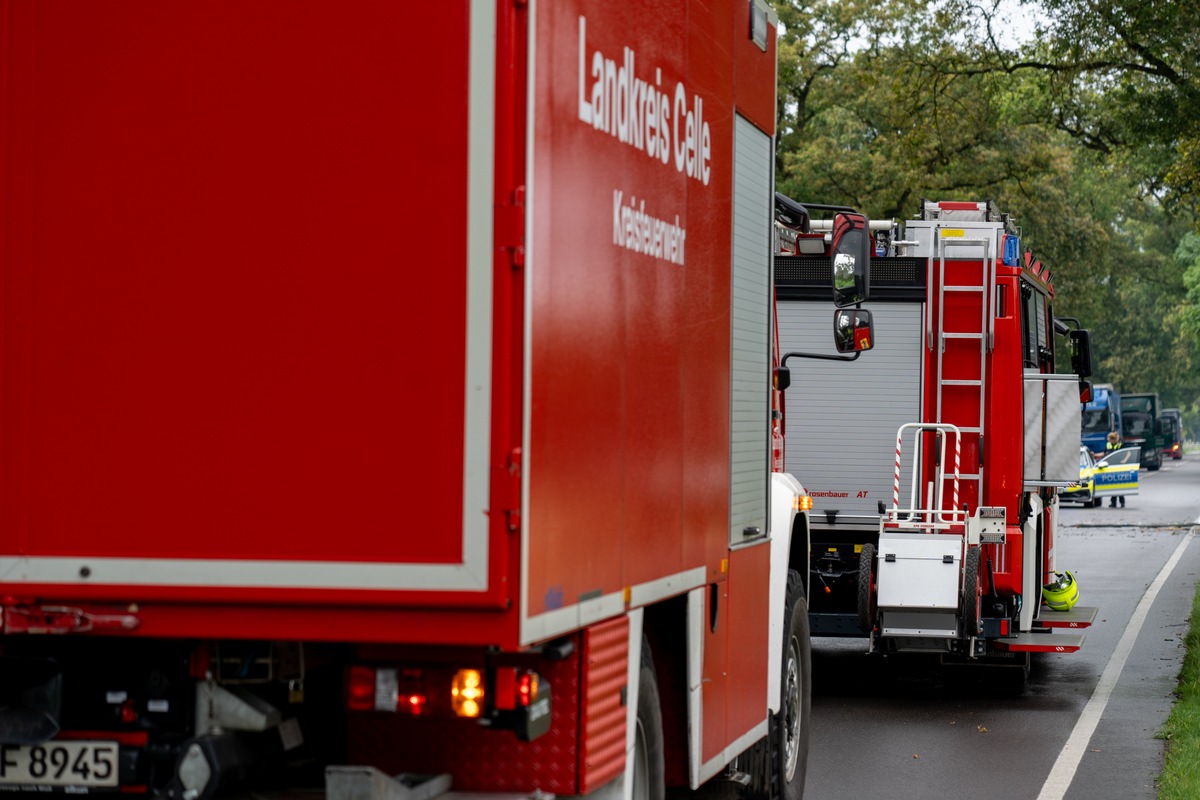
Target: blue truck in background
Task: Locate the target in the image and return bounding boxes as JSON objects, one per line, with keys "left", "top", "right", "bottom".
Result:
{"left": 1082, "top": 383, "right": 1121, "bottom": 457}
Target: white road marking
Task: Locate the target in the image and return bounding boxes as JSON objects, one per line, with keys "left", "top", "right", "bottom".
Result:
{"left": 1037, "top": 527, "right": 1196, "bottom": 800}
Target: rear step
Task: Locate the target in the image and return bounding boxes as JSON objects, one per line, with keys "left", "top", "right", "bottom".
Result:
{"left": 992, "top": 632, "right": 1086, "bottom": 653}
{"left": 1034, "top": 605, "right": 1098, "bottom": 630}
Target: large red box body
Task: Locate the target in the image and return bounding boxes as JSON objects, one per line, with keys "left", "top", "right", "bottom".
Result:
{"left": 1, "top": 1, "right": 777, "bottom": 650}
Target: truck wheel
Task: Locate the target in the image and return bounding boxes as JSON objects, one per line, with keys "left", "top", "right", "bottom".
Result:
{"left": 779, "top": 571, "right": 812, "bottom": 800}
{"left": 960, "top": 546, "right": 982, "bottom": 636}
{"left": 857, "top": 544, "right": 876, "bottom": 633}
{"left": 737, "top": 569, "right": 811, "bottom": 800}
{"left": 633, "top": 638, "right": 665, "bottom": 800}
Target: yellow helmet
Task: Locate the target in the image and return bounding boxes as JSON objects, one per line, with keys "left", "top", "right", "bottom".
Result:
{"left": 1042, "top": 571, "right": 1078, "bottom": 612}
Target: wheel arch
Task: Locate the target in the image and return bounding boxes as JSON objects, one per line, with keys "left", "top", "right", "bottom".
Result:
{"left": 771, "top": 472, "right": 810, "bottom": 603}
{"left": 788, "top": 509, "right": 811, "bottom": 601}
{"left": 641, "top": 595, "right": 689, "bottom": 790}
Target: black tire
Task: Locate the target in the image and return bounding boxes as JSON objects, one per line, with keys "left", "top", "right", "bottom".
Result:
{"left": 857, "top": 543, "right": 876, "bottom": 633}
{"left": 633, "top": 639, "right": 665, "bottom": 800}
{"left": 738, "top": 570, "right": 811, "bottom": 800}
{"left": 1092, "top": 497, "right": 1103, "bottom": 508}
{"left": 960, "top": 546, "right": 982, "bottom": 637}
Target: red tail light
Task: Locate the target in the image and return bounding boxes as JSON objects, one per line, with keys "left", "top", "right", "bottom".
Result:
{"left": 401, "top": 692, "right": 427, "bottom": 715}
{"left": 347, "top": 665, "right": 458, "bottom": 715}
{"left": 346, "top": 666, "right": 376, "bottom": 711}
{"left": 491, "top": 667, "right": 543, "bottom": 712}
{"left": 517, "top": 672, "right": 538, "bottom": 707}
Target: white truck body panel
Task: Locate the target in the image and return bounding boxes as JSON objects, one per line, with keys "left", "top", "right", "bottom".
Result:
{"left": 777, "top": 301, "right": 925, "bottom": 522}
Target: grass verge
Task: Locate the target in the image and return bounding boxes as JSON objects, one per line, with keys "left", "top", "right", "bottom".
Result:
{"left": 1157, "top": 582, "right": 1200, "bottom": 798}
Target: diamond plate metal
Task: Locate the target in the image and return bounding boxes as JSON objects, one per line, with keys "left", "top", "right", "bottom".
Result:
{"left": 345, "top": 644, "right": 582, "bottom": 794}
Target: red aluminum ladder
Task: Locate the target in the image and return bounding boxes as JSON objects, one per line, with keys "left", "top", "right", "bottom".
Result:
{"left": 927, "top": 225, "right": 995, "bottom": 513}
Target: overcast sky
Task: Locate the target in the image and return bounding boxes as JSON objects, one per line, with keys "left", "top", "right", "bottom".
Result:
{"left": 985, "top": 0, "right": 1044, "bottom": 45}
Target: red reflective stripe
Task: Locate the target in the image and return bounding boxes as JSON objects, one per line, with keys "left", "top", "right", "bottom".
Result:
{"left": 57, "top": 730, "right": 148, "bottom": 746}
{"left": 938, "top": 201, "right": 982, "bottom": 210}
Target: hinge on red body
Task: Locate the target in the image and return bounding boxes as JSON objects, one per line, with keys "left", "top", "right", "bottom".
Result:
{"left": 1, "top": 604, "right": 140, "bottom": 634}
{"left": 505, "top": 446, "right": 522, "bottom": 532}
{"left": 497, "top": 186, "right": 526, "bottom": 268}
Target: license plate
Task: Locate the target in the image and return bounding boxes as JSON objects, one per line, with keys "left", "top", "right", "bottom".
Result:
{"left": 0, "top": 741, "right": 119, "bottom": 788}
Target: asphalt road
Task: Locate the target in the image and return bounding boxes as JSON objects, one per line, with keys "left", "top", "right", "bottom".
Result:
{"left": 803, "top": 452, "right": 1200, "bottom": 800}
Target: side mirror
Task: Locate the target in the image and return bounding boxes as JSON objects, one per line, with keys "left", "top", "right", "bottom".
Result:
{"left": 1069, "top": 329, "right": 1093, "bottom": 379}
{"left": 1079, "top": 380, "right": 1093, "bottom": 404}
{"left": 831, "top": 212, "right": 871, "bottom": 308}
{"left": 833, "top": 308, "right": 874, "bottom": 354}
{"left": 774, "top": 365, "right": 792, "bottom": 392}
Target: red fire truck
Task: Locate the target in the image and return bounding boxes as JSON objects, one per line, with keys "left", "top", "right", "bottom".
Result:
{"left": 775, "top": 199, "right": 1097, "bottom": 690}
{"left": 0, "top": 2, "right": 869, "bottom": 799}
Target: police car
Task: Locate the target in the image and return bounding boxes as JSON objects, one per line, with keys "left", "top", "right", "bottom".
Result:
{"left": 1063, "top": 445, "right": 1140, "bottom": 506}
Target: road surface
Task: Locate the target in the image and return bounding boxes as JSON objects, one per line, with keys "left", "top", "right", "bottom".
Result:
{"left": 804, "top": 453, "right": 1200, "bottom": 800}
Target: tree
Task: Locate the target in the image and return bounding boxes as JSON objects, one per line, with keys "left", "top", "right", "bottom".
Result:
{"left": 1174, "top": 234, "right": 1200, "bottom": 438}
{"left": 772, "top": 0, "right": 1198, "bottom": 415}
{"left": 776, "top": 1, "right": 1067, "bottom": 220}
{"left": 952, "top": 0, "right": 1200, "bottom": 212}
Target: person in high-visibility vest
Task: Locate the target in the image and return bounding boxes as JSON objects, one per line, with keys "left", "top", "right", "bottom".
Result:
{"left": 1106, "top": 431, "right": 1125, "bottom": 508}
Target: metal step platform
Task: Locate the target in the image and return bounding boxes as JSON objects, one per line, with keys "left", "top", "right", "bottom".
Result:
{"left": 1034, "top": 605, "right": 1098, "bottom": 630}
{"left": 992, "top": 631, "right": 1086, "bottom": 653}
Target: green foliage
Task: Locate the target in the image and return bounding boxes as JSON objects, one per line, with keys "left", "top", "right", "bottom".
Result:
{"left": 773, "top": 0, "right": 1200, "bottom": 433}
{"left": 1157, "top": 584, "right": 1200, "bottom": 798}
{"left": 1175, "top": 234, "right": 1200, "bottom": 438}
{"left": 776, "top": 0, "right": 1048, "bottom": 216}
{"left": 965, "top": 0, "right": 1200, "bottom": 206}
{"left": 1181, "top": 235, "right": 1200, "bottom": 345}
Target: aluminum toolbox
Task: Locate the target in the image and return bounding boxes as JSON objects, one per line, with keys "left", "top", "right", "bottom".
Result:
{"left": 875, "top": 531, "right": 962, "bottom": 637}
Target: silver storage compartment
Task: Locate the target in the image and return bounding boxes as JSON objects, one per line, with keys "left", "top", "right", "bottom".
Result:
{"left": 1024, "top": 373, "right": 1084, "bottom": 485}
{"left": 903, "top": 219, "right": 1005, "bottom": 259}
{"left": 875, "top": 531, "right": 961, "bottom": 637}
